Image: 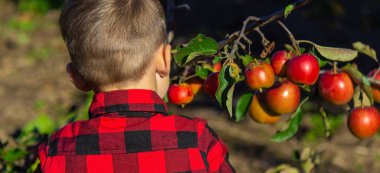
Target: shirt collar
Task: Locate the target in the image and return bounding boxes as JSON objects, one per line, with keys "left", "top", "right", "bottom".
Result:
{"left": 89, "top": 89, "right": 168, "bottom": 119}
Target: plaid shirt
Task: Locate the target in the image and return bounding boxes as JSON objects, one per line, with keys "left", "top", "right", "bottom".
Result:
{"left": 37, "top": 89, "right": 235, "bottom": 173}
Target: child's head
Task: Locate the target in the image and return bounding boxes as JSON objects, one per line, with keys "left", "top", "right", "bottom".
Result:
{"left": 60, "top": 0, "right": 171, "bottom": 96}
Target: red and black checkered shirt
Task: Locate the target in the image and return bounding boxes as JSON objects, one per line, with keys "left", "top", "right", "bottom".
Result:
{"left": 37, "top": 89, "right": 235, "bottom": 173}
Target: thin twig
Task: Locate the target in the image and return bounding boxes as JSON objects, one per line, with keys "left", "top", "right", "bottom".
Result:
{"left": 180, "top": 66, "right": 192, "bottom": 83}
{"left": 182, "top": 74, "right": 198, "bottom": 82}
{"left": 227, "top": 16, "right": 261, "bottom": 60}
{"left": 368, "top": 78, "right": 380, "bottom": 87}
{"left": 218, "top": 0, "right": 313, "bottom": 50}
{"left": 369, "top": 66, "right": 380, "bottom": 81}
{"left": 255, "top": 28, "right": 270, "bottom": 46}
{"left": 241, "top": 35, "right": 253, "bottom": 45}
{"left": 277, "top": 20, "right": 301, "bottom": 55}
{"left": 238, "top": 42, "right": 246, "bottom": 50}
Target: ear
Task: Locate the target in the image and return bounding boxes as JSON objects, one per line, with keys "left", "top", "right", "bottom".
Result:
{"left": 66, "top": 63, "right": 92, "bottom": 92}
{"left": 155, "top": 44, "right": 171, "bottom": 77}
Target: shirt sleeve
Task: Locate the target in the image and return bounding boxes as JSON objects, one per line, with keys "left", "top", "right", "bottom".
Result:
{"left": 34, "top": 142, "right": 47, "bottom": 173}
{"left": 197, "top": 118, "right": 235, "bottom": 173}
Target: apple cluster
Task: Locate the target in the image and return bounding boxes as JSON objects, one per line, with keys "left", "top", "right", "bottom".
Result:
{"left": 168, "top": 50, "right": 380, "bottom": 140}
{"left": 246, "top": 52, "right": 317, "bottom": 124}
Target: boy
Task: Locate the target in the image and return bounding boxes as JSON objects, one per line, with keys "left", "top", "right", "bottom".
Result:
{"left": 36, "top": 0, "right": 235, "bottom": 172}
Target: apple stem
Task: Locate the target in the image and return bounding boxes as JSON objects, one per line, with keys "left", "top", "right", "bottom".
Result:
{"left": 279, "top": 77, "right": 283, "bottom": 83}
{"left": 333, "top": 62, "right": 338, "bottom": 74}
{"left": 253, "top": 58, "right": 259, "bottom": 65}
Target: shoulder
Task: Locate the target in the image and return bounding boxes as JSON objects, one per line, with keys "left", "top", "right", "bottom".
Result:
{"left": 49, "top": 120, "right": 86, "bottom": 140}
{"left": 165, "top": 114, "right": 211, "bottom": 135}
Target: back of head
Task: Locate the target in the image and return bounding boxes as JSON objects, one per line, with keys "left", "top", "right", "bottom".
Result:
{"left": 60, "top": 0, "right": 166, "bottom": 87}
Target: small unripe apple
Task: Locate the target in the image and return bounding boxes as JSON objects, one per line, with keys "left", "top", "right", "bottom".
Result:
{"left": 213, "top": 62, "right": 222, "bottom": 72}
{"left": 368, "top": 70, "right": 380, "bottom": 103}
{"left": 249, "top": 93, "right": 281, "bottom": 124}
{"left": 318, "top": 71, "right": 354, "bottom": 105}
{"left": 204, "top": 72, "right": 219, "bottom": 98}
{"left": 270, "top": 50, "right": 292, "bottom": 77}
{"left": 263, "top": 80, "right": 300, "bottom": 115}
{"left": 348, "top": 107, "right": 380, "bottom": 139}
{"left": 244, "top": 61, "right": 275, "bottom": 90}
{"left": 286, "top": 53, "right": 320, "bottom": 85}
{"left": 168, "top": 83, "right": 194, "bottom": 105}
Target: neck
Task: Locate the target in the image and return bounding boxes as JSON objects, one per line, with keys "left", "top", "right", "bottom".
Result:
{"left": 95, "top": 73, "right": 156, "bottom": 93}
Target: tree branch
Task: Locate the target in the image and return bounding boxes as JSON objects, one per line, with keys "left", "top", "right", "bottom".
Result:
{"left": 218, "top": 0, "right": 313, "bottom": 50}
{"left": 227, "top": 16, "right": 260, "bottom": 60}
{"left": 277, "top": 20, "right": 301, "bottom": 55}
{"left": 369, "top": 78, "right": 380, "bottom": 87}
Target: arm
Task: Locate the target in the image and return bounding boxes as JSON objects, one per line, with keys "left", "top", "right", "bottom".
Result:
{"left": 197, "top": 118, "right": 235, "bottom": 173}
{"left": 34, "top": 142, "right": 47, "bottom": 173}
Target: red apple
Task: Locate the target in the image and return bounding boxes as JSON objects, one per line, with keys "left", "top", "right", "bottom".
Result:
{"left": 204, "top": 72, "right": 219, "bottom": 98}
{"left": 348, "top": 107, "right": 380, "bottom": 139}
{"left": 213, "top": 62, "right": 222, "bottom": 72}
{"left": 270, "top": 50, "right": 292, "bottom": 77}
{"left": 249, "top": 93, "right": 281, "bottom": 124}
{"left": 168, "top": 83, "right": 194, "bottom": 105}
{"left": 318, "top": 71, "right": 354, "bottom": 105}
{"left": 368, "top": 70, "right": 380, "bottom": 103}
{"left": 263, "top": 80, "right": 300, "bottom": 114}
{"left": 244, "top": 61, "right": 275, "bottom": 90}
{"left": 286, "top": 53, "right": 320, "bottom": 85}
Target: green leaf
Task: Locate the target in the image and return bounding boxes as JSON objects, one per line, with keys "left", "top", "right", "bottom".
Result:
{"left": 284, "top": 4, "right": 295, "bottom": 18}
{"left": 284, "top": 44, "right": 293, "bottom": 52}
{"left": 216, "top": 65, "right": 237, "bottom": 117}
{"left": 299, "top": 47, "right": 307, "bottom": 54}
{"left": 352, "top": 41, "right": 378, "bottom": 62}
{"left": 28, "top": 159, "right": 41, "bottom": 173}
{"left": 299, "top": 40, "right": 358, "bottom": 62}
{"left": 173, "top": 34, "right": 218, "bottom": 67}
{"left": 22, "top": 113, "right": 55, "bottom": 134}
{"left": 353, "top": 86, "right": 371, "bottom": 107}
{"left": 362, "top": 76, "right": 371, "bottom": 87}
{"left": 316, "top": 56, "right": 328, "bottom": 68}
{"left": 239, "top": 54, "right": 253, "bottom": 67}
{"left": 342, "top": 64, "right": 374, "bottom": 105}
{"left": 226, "top": 84, "right": 236, "bottom": 118}
{"left": 195, "top": 66, "right": 210, "bottom": 80}
{"left": 216, "top": 66, "right": 229, "bottom": 106}
{"left": 310, "top": 48, "right": 328, "bottom": 68}
{"left": 212, "top": 56, "right": 223, "bottom": 64}
{"left": 271, "top": 97, "right": 309, "bottom": 142}
{"left": 3, "top": 148, "right": 27, "bottom": 163}
{"left": 235, "top": 93, "right": 253, "bottom": 122}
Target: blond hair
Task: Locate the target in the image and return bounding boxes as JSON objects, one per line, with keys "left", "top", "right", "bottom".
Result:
{"left": 60, "top": 0, "right": 166, "bottom": 86}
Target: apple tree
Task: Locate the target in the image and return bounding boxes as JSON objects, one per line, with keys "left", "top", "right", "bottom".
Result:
{"left": 168, "top": 0, "right": 380, "bottom": 143}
